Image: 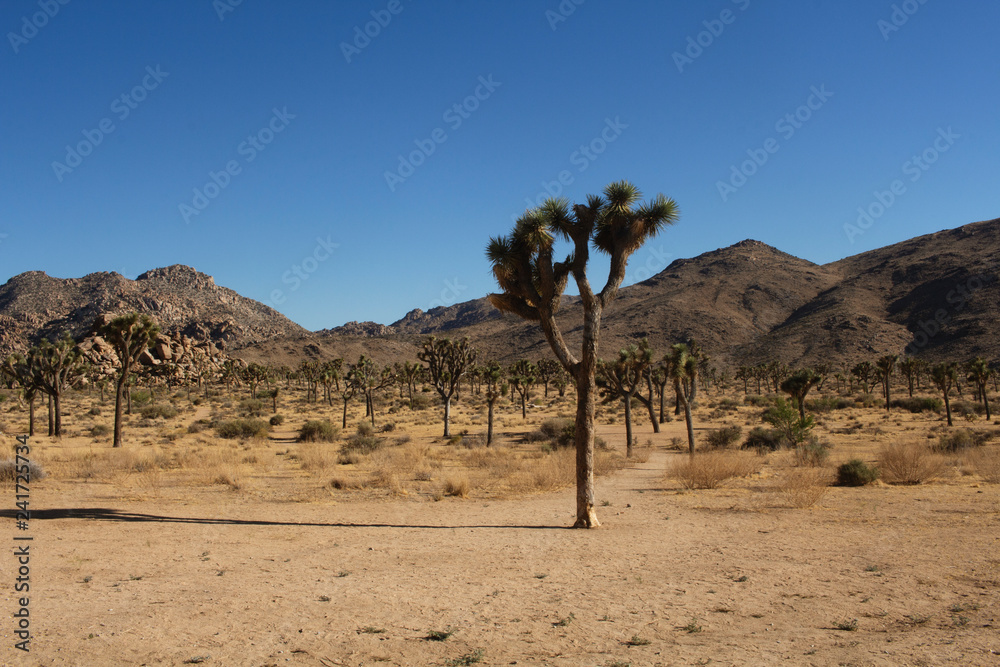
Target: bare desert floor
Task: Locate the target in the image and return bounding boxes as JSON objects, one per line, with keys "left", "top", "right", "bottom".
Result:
{"left": 2, "top": 385, "right": 1000, "bottom": 666}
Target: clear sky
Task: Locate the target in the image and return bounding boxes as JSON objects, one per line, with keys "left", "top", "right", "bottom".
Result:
{"left": 2, "top": 0, "right": 998, "bottom": 330}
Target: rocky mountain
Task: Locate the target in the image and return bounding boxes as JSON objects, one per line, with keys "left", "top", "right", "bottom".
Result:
{"left": 3, "top": 218, "right": 998, "bottom": 370}
{"left": 0, "top": 264, "right": 308, "bottom": 356}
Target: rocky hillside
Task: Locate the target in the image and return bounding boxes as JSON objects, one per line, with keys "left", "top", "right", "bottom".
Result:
{"left": 0, "top": 264, "right": 307, "bottom": 356}
{"left": 3, "top": 218, "right": 998, "bottom": 370}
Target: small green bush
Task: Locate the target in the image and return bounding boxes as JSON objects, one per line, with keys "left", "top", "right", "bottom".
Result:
{"left": 744, "top": 394, "right": 774, "bottom": 407}
{"left": 705, "top": 425, "right": 742, "bottom": 449}
{"left": 341, "top": 434, "right": 383, "bottom": 456}
{"left": 356, "top": 421, "right": 375, "bottom": 437}
{"left": 836, "top": 459, "right": 879, "bottom": 486}
{"left": 935, "top": 428, "right": 994, "bottom": 452}
{"left": 298, "top": 420, "right": 339, "bottom": 443}
{"left": 891, "top": 397, "right": 942, "bottom": 413}
{"left": 269, "top": 414, "right": 285, "bottom": 426}
{"left": 141, "top": 404, "right": 178, "bottom": 420}
{"left": 238, "top": 399, "right": 265, "bottom": 417}
{"left": 88, "top": 406, "right": 102, "bottom": 416}
{"left": 540, "top": 418, "right": 572, "bottom": 440}
{"left": 806, "top": 396, "right": 852, "bottom": 413}
{"left": 90, "top": 424, "right": 111, "bottom": 437}
{"left": 795, "top": 436, "right": 831, "bottom": 466}
{"left": 854, "top": 393, "right": 879, "bottom": 408}
{"left": 743, "top": 427, "right": 782, "bottom": 451}
{"left": 129, "top": 389, "right": 152, "bottom": 406}
{"left": 216, "top": 418, "right": 269, "bottom": 440}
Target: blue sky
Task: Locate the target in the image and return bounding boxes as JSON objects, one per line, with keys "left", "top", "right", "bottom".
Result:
{"left": 2, "top": 0, "right": 998, "bottom": 330}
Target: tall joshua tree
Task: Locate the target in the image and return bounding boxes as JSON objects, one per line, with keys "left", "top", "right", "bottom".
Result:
{"left": 930, "top": 362, "right": 958, "bottom": 427}
{"left": 418, "top": 337, "right": 477, "bottom": 437}
{"left": 487, "top": 180, "right": 679, "bottom": 527}
{"left": 508, "top": 359, "right": 537, "bottom": 419}
{"left": 102, "top": 313, "right": 160, "bottom": 447}
{"left": 899, "top": 356, "right": 919, "bottom": 398}
{"left": 2, "top": 352, "right": 43, "bottom": 436}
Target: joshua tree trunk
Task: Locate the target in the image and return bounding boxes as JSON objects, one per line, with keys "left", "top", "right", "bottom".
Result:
{"left": 113, "top": 374, "right": 127, "bottom": 447}
{"left": 443, "top": 397, "right": 452, "bottom": 438}
{"left": 682, "top": 398, "right": 695, "bottom": 455}
{"left": 623, "top": 395, "right": 634, "bottom": 458}
{"left": 573, "top": 366, "right": 599, "bottom": 529}
{"left": 27, "top": 396, "right": 35, "bottom": 437}
{"left": 341, "top": 397, "right": 349, "bottom": 429}
{"left": 53, "top": 391, "right": 62, "bottom": 437}
{"left": 486, "top": 399, "right": 496, "bottom": 446}
{"left": 943, "top": 390, "right": 952, "bottom": 427}
{"left": 47, "top": 394, "right": 54, "bottom": 436}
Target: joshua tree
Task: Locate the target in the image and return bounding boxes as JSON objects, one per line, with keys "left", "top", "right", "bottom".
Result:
{"left": 779, "top": 368, "right": 822, "bottom": 421}
{"left": 851, "top": 361, "right": 874, "bottom": 395}
{"left": 1, "top": 352, "right": 43, "bottom": 436}
{"left": 482, "top": 361, "right": 507, "bottom": 446}
{"left": 33, "top": 333, "right": 86, "bottom": 437}
{"left": 508, "top": 360, "right": 537, "bottom": 419}
{"left": 351, "top": 355, "right": 394, "bottom": 427}
{"left": 418, "top": 337, "right": 477, "bottom": 437}
{"left": 930, "top": 362, "right": 958, "bottom": 427}
{"left": 487, "top": 180, "right": 679, "bottom": 527}
{"left": 966, "top": 357, "right": 992, "bottom": 421}
{"left": 101, "top": 313, "right": 160, "bottom": 447}
{"left": 335, "top": 366, "right": 359, "bottom": 429}
{"left": 536, "top": 359, "right": 562, "bottom": 398}
{"left": 670, "top": 343, "right": 698, "bottom": 455}
{"left": 875, "top": 354, "right": 898, "bottom": 414}
{"left": 597, "top": 339, "right": 655, "bottom": 457}
{"left": 243, "top": 362, "right": 270, "bottom": 399}
{"left": 899, "top": 356, "right": 919, "bottom": 398}
{"left": 399, "top": 360, "right": 422, "bottom": 409}
{"left": 650, "top": 364, "right": 670, "bottom": 424}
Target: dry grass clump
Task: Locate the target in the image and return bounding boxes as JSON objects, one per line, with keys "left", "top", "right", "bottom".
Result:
{"left": 442, "top": 475, "right": 470, "bottom": 498}
{"left": 296, "top": 443, "right": 337, "bottom": 474}
{"left": 216, "top": 418, "right": 269, "bottom": 440}
{"left": 0, "top": 459, "right": 46, "bottom": 482}
{"left": 877, "top": 442, "right": 947, "bottom": 485}
{"left": 773, "top": 468, "right": 829, "bottom": 508}
{"left": 669, "top": 451, "right": 762, "bottom": 490}
{"left": 298, "top": 420, "right": 340, "bottom": 443}
{"left": 964, "top": 447, "right": 1000, "bottom": 483}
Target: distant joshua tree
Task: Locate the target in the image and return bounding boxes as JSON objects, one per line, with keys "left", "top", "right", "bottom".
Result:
{"left": 780, "top": 368, "right": 822, "bottom": 421}
{"left": 418, "top": 337, "right": 477, "bottom": 437}
{"left": 482, "top": 361, "right": 507, "bottom": 446}
{"left": 875, "top": 354, "right": 898, "bottom": 414}
{"left": 597, "top": 339, "right": 655, "bottom": 457}
{"left": 508, "top": 360, "right": 537, "bottom": 419}
{"left": 966, "top": 357, "right": 993, "bottom": 420}
{"left": 101, "top": 313, "right": 160, "bottom": 447}
{"left": 536, "top": 359, "right": 562, "bottom": 398}
{"left": 930, "top": 362, "right": 958, "bottom": 427}
{"left": 487, "top": 180, "right": 679, "bottom": 527}
{"left": 1, "top": 351, "right": 42, "bottom": 436}
{"left": 899, "top": 356, "right": 919, "bottom": 398}
{"left": 670, "top": 342, "right": 698, "bottom": 455}
{"left": 33, "top": 333, "right": 85, "bottom": 437}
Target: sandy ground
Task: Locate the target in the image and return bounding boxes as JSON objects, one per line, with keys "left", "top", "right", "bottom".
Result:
{"left": 3, "top": 411, "right": 1000, "bottom": 667}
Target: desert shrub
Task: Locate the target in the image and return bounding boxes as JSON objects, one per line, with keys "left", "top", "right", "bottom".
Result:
{"left": 744, "top": 394, "right": 773, "bottom": 407}
{"left": 409, "top": 394, "right": 432, "bottom": 410}
{"left": 88, "top": 406, "right": 102, "bottom": 416}
{"left": 296, "top": 443, "right": 336, "bottom": 473}
{"left": 238, "top": 399, "right": 264, "bottom": 417}
{"left": 669, "top": 451, "right": 762, "bottom": 490}
{"left": 891, "top": 397, "right": 942, "bottom": 413}
{"left": 775, "top": 468, "right": 828, "bottom": 508}
{"left": 380, "top": 422, "right": 396, "bottom": 433}
{"left": 90, "top": 424, "right": 112, "bottom": 437}
{"left": 550, "top": 422, "right": 606, "bottom": 450}
{"left": 951, "top": 400, "right": 985, "bottom": 418}
{"left": 269, "top": 414, "right": 285, "bottom": 426}
{"left": 341, "top": 433, "right": 383, "bottom": 456}
{"left": 298, "top": 420, "right": 339, "bottom": 443}
{"left": 836, "top": 459, "right": 879, "bottom": 486}
{"left": 743, "top": 427, "right": 783, "bottom": 452}
{"left": 877, "top": 442, "right": 946, "bottom": 485}
{"left": 705, "top": 425, "right": 742, "bottom": 450}
{"left": 855, "top": 393, "right": 879, "bottom": 408}
{"left": 442, "top": 475, "right": 470, "bottom": 498}
{"left": 141, "top": 403, "right": 178, "bottom": 420}
{"left": 129, "top": 389, "right": 152, "bottom": 406}
{"left": 216, "top": 418, "right": 269, "bottom": 440}
{"left": 762, "top": 398, "right": 814, "bottom": 447}
{"left": 356, "top": 421, "right": 375, "bottom": 437}
{"left": 965, "top": 448, "right": 1000, "bottom": 483}
{"left": 935, "top": 428, "right": 995, "bottom": 452}
{"left": 0, "top": 459, "right": 46, "bottom": 482}
{"left": 329, "top": 477, "right": 360, "bottom": 490}
{"left": 540, "top": 417, "right": 572, "bottom": 440}
{"left": 187, "top": 420, "right": 209, "bottom": 434}
{"left": 806, "top": 396, "right": 852, "bottom": 413}
{"left": 795, "top": 437, "right": 831, "bottom": 467}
